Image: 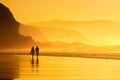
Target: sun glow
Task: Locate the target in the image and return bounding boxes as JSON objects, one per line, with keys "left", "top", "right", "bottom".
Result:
{"left": 1, "top": 0, "right": 120, "bottom": 46}
{"left": 1, "top": 0, "right": 120, "bottom": 23}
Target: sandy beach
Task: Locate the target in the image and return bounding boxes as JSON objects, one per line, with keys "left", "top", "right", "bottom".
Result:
{"left": 0, "top": 54, "right": 120, "bottom": 80}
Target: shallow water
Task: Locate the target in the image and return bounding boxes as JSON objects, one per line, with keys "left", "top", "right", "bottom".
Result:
{"left": 0, "top": 55, "right": 120, "bottom": 80}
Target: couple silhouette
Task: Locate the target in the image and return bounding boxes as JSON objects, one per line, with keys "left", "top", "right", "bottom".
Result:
{"left": 30, "top": 46, "right": 40, "bottom": 58}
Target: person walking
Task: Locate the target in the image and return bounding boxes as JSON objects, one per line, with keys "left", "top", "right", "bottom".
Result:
{"left": 30, "top": 46, "right": 34, "bottom": 58}
{"left": 35, "top": 46, "right": 39, "bottom": 58}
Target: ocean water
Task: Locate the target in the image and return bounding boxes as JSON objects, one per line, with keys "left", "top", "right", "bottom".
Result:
{"left": 0, "top": 54, "right": 120, "bottom": 80}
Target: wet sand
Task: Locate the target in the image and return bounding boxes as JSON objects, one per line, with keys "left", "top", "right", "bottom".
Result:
{"left": 0, "top": 54, "right": 120, "bottom": 80}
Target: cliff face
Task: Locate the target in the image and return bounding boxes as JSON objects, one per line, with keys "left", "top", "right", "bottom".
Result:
{"left": 0, "top": 3, "right": 34, "bottom": 49}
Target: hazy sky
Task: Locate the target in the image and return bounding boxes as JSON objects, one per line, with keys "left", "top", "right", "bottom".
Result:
{"left": 2, "top": 0, "right": 120, "bottom": 45}
{"left": 1, "top": 0, "right": 120, "bottom": 23}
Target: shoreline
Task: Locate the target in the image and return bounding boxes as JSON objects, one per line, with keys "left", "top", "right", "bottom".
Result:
{"left": 0, "top": 52, "right": 120, "bottom": 60}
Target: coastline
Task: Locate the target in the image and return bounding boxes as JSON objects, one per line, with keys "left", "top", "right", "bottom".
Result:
{"left": 0, "top": 52, "right": 120, "bottom": 60}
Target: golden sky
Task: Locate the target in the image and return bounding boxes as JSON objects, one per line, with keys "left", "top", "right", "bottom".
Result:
{"left": 2, "top": 0, "right": 120, "bottom": 45}
{"left": 1, "top": 0, "right": 120, "bottom": 23}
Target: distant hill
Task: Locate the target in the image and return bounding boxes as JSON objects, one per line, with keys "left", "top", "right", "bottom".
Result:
{"left": 0, "top": 3, "right": 90, "bottom": 51}
{"left": 19, "top": 25, "right": 91, "bottom": 44}
{"left": 0, "top": 3, "right": 34, "bottom": 50}
{"left": 19, "top": 24, "right": 47, "bottom": 42}
{"left": 29, "top": 20, "right": 120, "bottom": 45}
{"left": 29, "top": 20, "right": 118, "bottom": 27}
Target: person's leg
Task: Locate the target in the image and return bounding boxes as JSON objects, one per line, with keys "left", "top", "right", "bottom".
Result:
{"left": 32, "top": 54, "right": 34, "bottom": 58}
{"left": 37, "top": 53, "right": 38, "bottom": 58}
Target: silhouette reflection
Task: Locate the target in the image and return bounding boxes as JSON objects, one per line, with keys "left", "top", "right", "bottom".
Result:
{"left": 31, "top": 57, "right": 39, "bottom": 72}
{"left": 31, "top": 57, "right": 35, "bottom": 68}
{"left": 36, "top": 58, "right": 39, "bottom": 72}
{"left": 36, "top": 57, "right": 39, "bottom": 67}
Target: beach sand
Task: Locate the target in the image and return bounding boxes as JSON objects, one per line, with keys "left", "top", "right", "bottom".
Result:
{"left": 0, "top": 54, "right": 120, "bottom": 80}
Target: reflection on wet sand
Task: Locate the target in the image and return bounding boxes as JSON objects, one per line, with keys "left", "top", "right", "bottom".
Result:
{"left": 31, "top": 58, "right": 34, "bottom": 68}
{"left": 31, "top": 57, "right": 39, "bottom": 72}
{"left": 1, "top": 54, "right": 120, "bottom": 80}
{"left": 0, "top": 55, "right": 19, "bottom": 80}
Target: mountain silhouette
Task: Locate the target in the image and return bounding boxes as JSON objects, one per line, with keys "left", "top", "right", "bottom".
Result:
{"left": 36, "top": 26, "right": 91, "bottom": 43}
{"left": 19, "top": 24, "right": 47, "bottom": 42}
{"left": 0, "top": 3, "right": 34, "bottom": 49}
{"left": 19, "top": 25, "right": 91, "bottom": 44}
{"left": 30, "top": 20, "right": 120, "bottom": 45}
